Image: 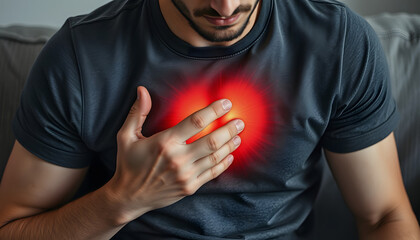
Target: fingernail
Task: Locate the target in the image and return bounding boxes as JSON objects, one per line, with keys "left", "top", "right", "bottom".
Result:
{"left": 235, "top": 120, "right": 244, "bottom": 132}
{"left": 233, "top": 136, "right": 241, "bottom": 146}
{"left": 222, "top": 99, "right": 232, "bottom": 111}
{"left": 227, "top": 155, "right": 234, "bottom": 164}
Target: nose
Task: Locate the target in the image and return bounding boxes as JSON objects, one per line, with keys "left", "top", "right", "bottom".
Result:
{"left": 210, "top": 0, "right": 241, "bottom": 17}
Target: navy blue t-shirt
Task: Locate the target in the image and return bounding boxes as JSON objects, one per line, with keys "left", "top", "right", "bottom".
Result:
{"left": 13, "top": 0, "right": 398, "bottom": 239}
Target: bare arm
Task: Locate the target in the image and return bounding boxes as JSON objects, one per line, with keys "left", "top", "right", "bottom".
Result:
{"left": 0, "top": 86, "right": 243, "bottom": 239}
{"left": 0, "top": 142, "right": 124, "bottom": 239}
{"left": 325, "top": 133, "right": 420, "bottom": 239}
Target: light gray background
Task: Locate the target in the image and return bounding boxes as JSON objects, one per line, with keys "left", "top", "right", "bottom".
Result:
{"left": 0, "top": 0, "right": 420, "bottom": 28}
{"left": 0, "top": 0, "right": 111, "bottom": 28}
{"left": 341, "top": 0, "right": 420, "bottom": 16}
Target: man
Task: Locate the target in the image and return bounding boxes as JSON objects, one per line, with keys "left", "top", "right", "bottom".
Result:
{"left": 0, "top": 0, "right": 419, "bottom": 239}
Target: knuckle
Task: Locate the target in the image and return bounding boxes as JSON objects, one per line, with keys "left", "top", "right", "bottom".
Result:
{"left": 175, "top": 172, "right": 189, "bottom": 185}
{"left": 190, "top": 114, "right": 206, "bottom": 129}
{"left": 209, "top": 152, "right": 219, "bottom": 165}
{"left": 129, "top": 104, "right": 138, "bottom": 115}
{"left": 182, "top": 184, "right": 197, "bottom": 196}
{"left": 158, "top": 144, "right": 181, "bottom": 171}
{"left": 156, "top": 137, "right": 177, "bottom": 157}
{"left": 228, "top": 124, "right": 237, "bottom": 138}
{"left": 116, "top": 130, "right": 125, "bottom": 142}
{"left": 167, "top": 158, "right": 182, "bottom": 171}
{"left": 207, "top": 137, "right": 219, "bottom": 152}
{"left": 211, "top": 167, "right": 219, "bottom": 179}
{"left": 211, "top": 104, "right": 222, "bottom": 118}
{"left": 117, "top": 130, "right": 130, "bottom": 145}
{"left": 228, "top": 141, "right": 236, "bottom": 152}
{"left": 223, "top": 158, "right": 231, "bottom": 168}
{"left": 157, "top": 141, "right": 170, "bottom": 156}
{"left": 161, "top": 130, "right": 176, "bottom": 142}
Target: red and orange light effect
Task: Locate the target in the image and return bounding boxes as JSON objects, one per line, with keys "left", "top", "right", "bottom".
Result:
{"left": 163, "top": 73, "right": 280, "bottom": 173}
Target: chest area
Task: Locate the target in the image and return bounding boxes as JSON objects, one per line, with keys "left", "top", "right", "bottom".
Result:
{"left": 83, "top": 59, "right": 334, "bottom": 187}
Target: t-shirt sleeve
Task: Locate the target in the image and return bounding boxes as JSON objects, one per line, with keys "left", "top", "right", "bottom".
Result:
{"left": 321, "top": 9, "right": 399, "bottom": 153}
{"left": 12, "top": 20, "right": 94, "bottom": 168}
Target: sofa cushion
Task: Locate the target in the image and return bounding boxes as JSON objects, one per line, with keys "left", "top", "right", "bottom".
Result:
{"left": 0, "top": 25, "right": 56, "bottom": 180}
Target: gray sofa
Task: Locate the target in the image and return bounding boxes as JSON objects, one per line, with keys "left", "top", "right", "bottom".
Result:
{"left": 0, "top": 13, "right": 419, "bottom": 239}
{"left": 0, "top": 26, "right": 56, "bottom": 178}
{"left": 315, "top": 13, "right": 420, "bottom": 239}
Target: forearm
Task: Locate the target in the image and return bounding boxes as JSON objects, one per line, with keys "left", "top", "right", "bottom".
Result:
{"left": 357, "top": 206, "right": 420, "bottom": 240}
{"left": 0, "top": 94, "right": 238, "bottom": 239}
{"left": 0, "top": 186, "right": 127, "bottom": 240}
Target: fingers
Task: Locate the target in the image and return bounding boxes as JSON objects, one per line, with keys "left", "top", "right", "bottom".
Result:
{"left": 171, "top": 99, "right": 232, "bottom": 142}
{"left": 118, "top": 86, "right": 152, "bottom": 142}
{"left": 135, "top": 86, "right": 152, "bottom": 131}
{"left": 196, "top": 154, "right": 235, "bottom": 186}
{"left": 187, "top": 119, "right": 244, "bottom": 160}
{"left": 193, "top": 135, "right": 241, "bottom": 173}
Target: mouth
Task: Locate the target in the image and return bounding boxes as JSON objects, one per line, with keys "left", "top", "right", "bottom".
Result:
{"left": 203, "top": 14, "right": 241, "bottom": 27}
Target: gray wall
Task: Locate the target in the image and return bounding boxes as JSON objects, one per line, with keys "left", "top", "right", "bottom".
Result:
{"left": 340, "top": 0, "right": 420, "bottom": 16}
{"left": 0, "top": 0, "right": 111, "bottom": 28}
{"left": 1, "top": 0, "right": 420, "bottom": 28}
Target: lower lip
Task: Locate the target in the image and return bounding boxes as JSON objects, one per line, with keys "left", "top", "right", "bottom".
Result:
{"left": 204, "top": 14, "right": 240, "bottom": 26}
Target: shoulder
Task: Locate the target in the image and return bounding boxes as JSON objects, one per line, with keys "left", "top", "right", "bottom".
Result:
{"left": 271, "top": 0, "right": 347, "bottom": 41}
{"left": 68, "top": 0, "right": 146, "bottom": 29}
{"left": 271, "top": 0, "right": 378, "bottom": 54}
{"left": 272, "top": 0, "right": 370, "bottom": 33}
{"left": 273, "top": 0, "right": 346, "bottom": 16}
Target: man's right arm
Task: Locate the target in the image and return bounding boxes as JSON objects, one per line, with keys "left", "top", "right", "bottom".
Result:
{"left": 0, "top": 86, "right": 243, "bottom": 239}
{"left": 0, "top": 141, "right": 126, "bottom": 239}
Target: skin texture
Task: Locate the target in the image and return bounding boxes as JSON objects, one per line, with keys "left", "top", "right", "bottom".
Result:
{"left": 171, "top": 0, "right": 260, "bottom": 42}
{"left": 0, "top": 86, "right": 243, "bottom": 239}
{"left": 159, "top": 0, "right": 261, "bottom": 46}
{"left": 0, "top": 0, "right": 419, "bottom": 239}
{"left": 325, "top": 134, "right": 420, "bottom": 239}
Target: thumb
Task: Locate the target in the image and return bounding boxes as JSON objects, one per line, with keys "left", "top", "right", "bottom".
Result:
{"left": 121, "top": 86, "right": 152, "bottom": 140}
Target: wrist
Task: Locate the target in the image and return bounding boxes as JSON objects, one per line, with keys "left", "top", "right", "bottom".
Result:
{"left": 93, "top": 183, "right": 128, "bottom": 227}
{"left": 100, "top": 177, "right": 150, "bottom": 226}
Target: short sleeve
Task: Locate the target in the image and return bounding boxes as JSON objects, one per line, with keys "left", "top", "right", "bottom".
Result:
{"left": 12, "top": 20, "right": 94, "bottom": 168}
{"left": 321, "top": 9, "right": 399, "bottom": 153}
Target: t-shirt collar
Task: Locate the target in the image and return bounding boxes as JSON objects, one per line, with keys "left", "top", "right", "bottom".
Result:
{"left": 148, "top": 0, "right": 273, "bottom": 59}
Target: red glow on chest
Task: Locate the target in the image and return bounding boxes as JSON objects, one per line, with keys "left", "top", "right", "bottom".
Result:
{"left": 165, "top": 77, "right": 273, "bottom": 172}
